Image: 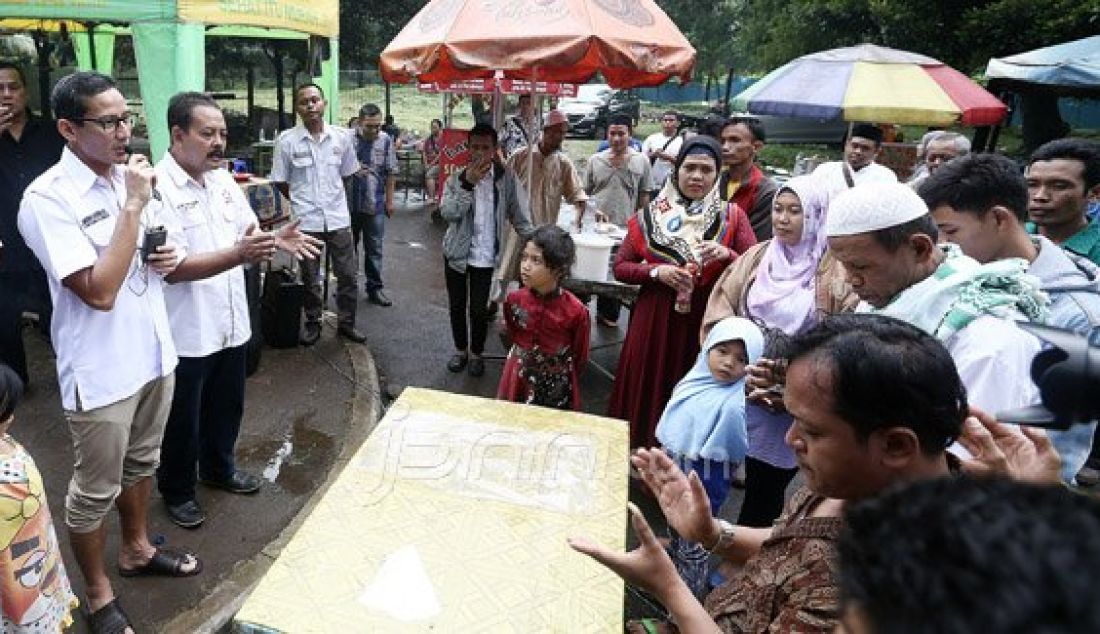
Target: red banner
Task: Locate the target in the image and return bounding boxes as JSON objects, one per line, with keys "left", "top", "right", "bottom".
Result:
{"left": 437, "top": 128, "right": 470, "bottom": 201}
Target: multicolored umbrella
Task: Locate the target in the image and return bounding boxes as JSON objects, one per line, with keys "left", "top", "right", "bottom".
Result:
{"left": 732, "top": 44, "right": 1007, "bottom": 127}
{"left": 379, "top": 0, "right": 695, "bottom": 88}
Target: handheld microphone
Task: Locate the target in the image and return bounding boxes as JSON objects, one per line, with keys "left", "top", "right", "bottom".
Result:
{"left": 124, "top": 145, "right": 161, "bottom": 201}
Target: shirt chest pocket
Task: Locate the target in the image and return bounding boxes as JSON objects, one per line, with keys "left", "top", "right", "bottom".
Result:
{"left": 82, "top": 218, "right": 115, "bottom": 252}
{"left": 292, "top": 155, "right": 314, "bottom": 168}
{"left": 178, "top": 204, "right": 210, "bottom": 230}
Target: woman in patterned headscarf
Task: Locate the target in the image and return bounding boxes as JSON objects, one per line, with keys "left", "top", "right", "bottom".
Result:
{"left": 609, "top": 136, "right": 756, "bottom": 451}
{"left": 701, "top": 175, "right": 858, "bottom": 527}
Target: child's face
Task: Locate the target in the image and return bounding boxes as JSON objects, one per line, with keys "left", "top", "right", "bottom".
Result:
{"left": 520, "top": 241, "right": 561, "bottom": 294}
{"left": 707, "top": 340, "right": 749, "bottom": 384}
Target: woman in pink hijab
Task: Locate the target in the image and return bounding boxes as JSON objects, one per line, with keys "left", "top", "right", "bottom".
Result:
{"left": 700, "top": 175, "right": 858, "bottom": 527}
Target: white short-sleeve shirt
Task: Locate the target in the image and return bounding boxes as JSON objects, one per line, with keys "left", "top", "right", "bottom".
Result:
{"left": 642, "top": 131, "right": 682, "bottom": 188}
{"left": 157, "top": 152, "right": 255, "bottom": 358}
{"left": 268, "top": 123, "right": 359, "bottom": 232}
{"left": 812, "top": 160, "right": 898, "bottom": 200}
{"left": 17, "top": 147, "right": 179, "bottom": 411}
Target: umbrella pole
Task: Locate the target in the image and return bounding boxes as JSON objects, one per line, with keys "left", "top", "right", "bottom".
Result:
{"left": 528, "top": 68, "right": 537, "bottom": 225}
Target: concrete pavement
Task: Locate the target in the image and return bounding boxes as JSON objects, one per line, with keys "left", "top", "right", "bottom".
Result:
{"left": 17, "top": 302, "right": 380, "bottom": 632}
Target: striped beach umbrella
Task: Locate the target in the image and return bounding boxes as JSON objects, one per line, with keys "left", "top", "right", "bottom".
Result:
{"left": 732, "top": 44, "right": 1007, "bottom": 126}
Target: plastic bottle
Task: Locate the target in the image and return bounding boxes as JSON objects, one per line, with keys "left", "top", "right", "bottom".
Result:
{"left": 673, "top": 262, "right": 698, "bottom": 314}
{"left": 581, "top": 199, "right": 598, "bottom": 234}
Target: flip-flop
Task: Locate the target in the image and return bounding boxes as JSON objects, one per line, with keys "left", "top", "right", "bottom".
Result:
{"left": 118, "top": 547, "right": 203, "bottom": 578}
{"left": 86, "top": 598, "right": 133, "bottom": 634}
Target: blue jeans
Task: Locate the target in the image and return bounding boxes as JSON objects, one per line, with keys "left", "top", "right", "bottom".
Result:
{"left": 157, "top": 344, "right": 247, "bottom": 505}
{"left": 1050, "top": 421, "right": 1098, "bottom": 484}
{"left": 351, "top": 212, "right": 386, "bottom": 292}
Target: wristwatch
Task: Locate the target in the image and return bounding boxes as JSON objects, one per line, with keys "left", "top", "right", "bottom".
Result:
{"left": 706, "top": 519, "right": 736, "bottom": 554}
{"left": 649, "top": 266, "right": 660, "bottom": 281}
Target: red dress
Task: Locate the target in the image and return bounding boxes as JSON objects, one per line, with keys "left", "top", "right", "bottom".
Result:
{"left": 497, "top": 286, "right": 591, "bottom": 410}
{"left": 609, "top": 200, "right": 756, "bottom": 449}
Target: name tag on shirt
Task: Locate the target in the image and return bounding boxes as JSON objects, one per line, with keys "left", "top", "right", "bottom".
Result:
{"left": 81, "top": 209, "right": 110, "bottom": 228}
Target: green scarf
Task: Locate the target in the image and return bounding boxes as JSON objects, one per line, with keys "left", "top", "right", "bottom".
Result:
{"left": 862, "top": 244, "right": 1050, "bottom": 340}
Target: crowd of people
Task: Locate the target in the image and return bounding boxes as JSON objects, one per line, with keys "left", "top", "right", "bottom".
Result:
{"left": 3, "top": 57, "right": 1100, "bottom": 633}
{"left": 432, "top": 93, "right": 1100, "bottom": 629}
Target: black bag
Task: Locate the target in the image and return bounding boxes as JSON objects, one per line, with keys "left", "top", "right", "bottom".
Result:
{"left": 261, "top": 266, "right": 304, "bottom": 348}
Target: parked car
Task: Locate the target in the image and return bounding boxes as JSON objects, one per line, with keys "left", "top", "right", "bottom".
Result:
{"left": 558, "top": 84, "right": 641, "bottom": 139}
{"left": 731, "top": 111, "right": 849, "bottom": 147}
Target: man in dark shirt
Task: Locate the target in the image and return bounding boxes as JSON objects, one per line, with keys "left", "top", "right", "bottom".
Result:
{"left": 0, "top": 62, "right": 65, "bottom": 383}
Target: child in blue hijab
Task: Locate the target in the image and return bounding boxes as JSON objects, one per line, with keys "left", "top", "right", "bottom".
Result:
{"left": 656, "top": 317, "right": 764, "bottom": 597}
{"left": 656, "top": 316, "right": 764, "bottom": 512}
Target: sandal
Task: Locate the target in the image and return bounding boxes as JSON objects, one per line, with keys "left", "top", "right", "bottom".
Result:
{"left": 86, "top": 598, "right": 133, "bottom": 634}
{"left": 118, "top": 547, "right": 203, "bottom": 578}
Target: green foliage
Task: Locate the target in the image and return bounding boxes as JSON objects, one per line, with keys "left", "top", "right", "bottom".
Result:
{"left": 706, "top": 0, "right": 1099, "bottom": 75}
{"left": 340, "top": 0, "right": 424, "bottom": 69}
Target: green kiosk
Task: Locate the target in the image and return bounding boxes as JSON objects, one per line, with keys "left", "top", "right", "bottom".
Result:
{"left": 0, "top": 0, "right": 340, "bottom": 159}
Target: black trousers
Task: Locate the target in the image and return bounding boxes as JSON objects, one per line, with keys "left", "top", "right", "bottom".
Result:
{"left": 157, "top": 344, "right": 248, "bottom": 505}
{"left": 736, "top": 456, "right": 799, "bottom": 528}
{"left": 0, "top": 270, "right": 50, "bottom": 384}
{"left": 444, "top": 261, "right": 494, "bottom": 355}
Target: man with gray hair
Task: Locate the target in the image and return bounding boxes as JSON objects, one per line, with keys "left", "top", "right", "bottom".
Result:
{"left": 908, "top": 131, "right": 971, "bottom": 189}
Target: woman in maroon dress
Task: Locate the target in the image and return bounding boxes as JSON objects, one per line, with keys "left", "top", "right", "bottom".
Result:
{"left": 609, "top": 136, "right": 757, "bottom": 449}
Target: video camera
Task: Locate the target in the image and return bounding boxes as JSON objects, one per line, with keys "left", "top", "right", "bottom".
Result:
{"left": 998, "top": 322, "right": 1100, "bottom": 430}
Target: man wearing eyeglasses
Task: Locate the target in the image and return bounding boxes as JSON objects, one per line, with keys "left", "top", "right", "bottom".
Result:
{"left": 0, "top": 61, "right": 64, "bottom": 387}
{"left": 642, "top": 110, "right": 684, "bottom": 197}
{"left": 18, "top": 71, "right": 199, "bottom": 634}
{"left": 270, "top": 83, "right": 365, "bottom": 345}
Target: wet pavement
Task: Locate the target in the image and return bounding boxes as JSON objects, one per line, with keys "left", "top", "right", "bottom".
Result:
{"left": 16, "top": 311, "right": 372, "bottom": 632}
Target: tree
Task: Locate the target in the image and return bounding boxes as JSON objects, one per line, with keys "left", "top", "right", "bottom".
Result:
{"left": 718, "top": 0, "right": 1099, "bottom": 75}
{"left": 340, "top": 0, "right": 424, "bottom": 70}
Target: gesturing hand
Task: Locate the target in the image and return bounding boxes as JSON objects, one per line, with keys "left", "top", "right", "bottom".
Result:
{"left": 632, "top": 448, "right": 718, "bottom": 545}
{"left": 273, "top": 219, "right": 323, "bottom": 260}
{"left": 958, "top": 406, "right": 1063, "bottom": 485}
{"left": 568, "top": 502, "right": 685, "bottom": 601}
{"left": 236, "top": 224, "right": 278, "bottom": 265}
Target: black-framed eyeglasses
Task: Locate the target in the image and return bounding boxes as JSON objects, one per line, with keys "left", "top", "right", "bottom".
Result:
{"left": 73, "top": 113, "right": 136, "bottom": 132}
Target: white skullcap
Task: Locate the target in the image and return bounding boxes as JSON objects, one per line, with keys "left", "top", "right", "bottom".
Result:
{"left": 825, "top": 181, "right": 930, "bottom": 237}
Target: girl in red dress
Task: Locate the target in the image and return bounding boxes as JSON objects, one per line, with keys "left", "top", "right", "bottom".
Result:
{"left": 497, "top": 226, "right": 591, "bottom": 410}
{"left": 609, "top": 136, "right": 757, "bottom": 449}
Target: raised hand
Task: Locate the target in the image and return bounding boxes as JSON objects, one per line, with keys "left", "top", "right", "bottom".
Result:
{"left": 272, "top": 219, "right": 323, "bottom": 260}
{"left": 236, "top": 224, "right": 278, "bottom": 264}
{"left": 958, "top": 406, "right": 1063, "bottom": 485}
{"left": 632, "top": 448, "right": 719, "bottom": 546}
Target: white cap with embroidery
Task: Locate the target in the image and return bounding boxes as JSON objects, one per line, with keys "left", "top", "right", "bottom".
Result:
{"left": 825, "top": 181, "right": 930, "bottom": 237}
